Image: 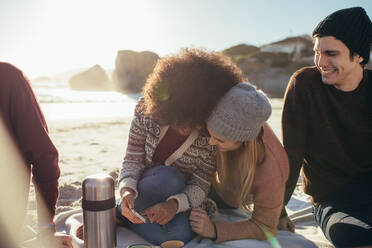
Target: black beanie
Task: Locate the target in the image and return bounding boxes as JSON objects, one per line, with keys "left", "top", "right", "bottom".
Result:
{"left": 312, "top": 7, "right": 372, "bottom": 64}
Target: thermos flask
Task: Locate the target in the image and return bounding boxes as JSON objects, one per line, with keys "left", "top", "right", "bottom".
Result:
{"left": 82, "top": 174, "right": 116, "bottom": 248}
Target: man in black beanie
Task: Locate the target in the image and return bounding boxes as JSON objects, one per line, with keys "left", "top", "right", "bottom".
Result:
{"left": 279, "top": 7, "right": 372, "bottom": 247}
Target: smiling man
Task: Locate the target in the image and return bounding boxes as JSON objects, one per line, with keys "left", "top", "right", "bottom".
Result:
{"left": 278, "top": 7, "right": 372, "bottom": 247}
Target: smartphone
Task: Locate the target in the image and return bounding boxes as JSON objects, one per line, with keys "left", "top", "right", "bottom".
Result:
{"left": 131, "top": 209, "right": 147, "bottom": 223}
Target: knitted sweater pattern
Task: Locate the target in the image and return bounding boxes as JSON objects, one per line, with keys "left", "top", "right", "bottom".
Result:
{"left": 119, "top": 111, "right": 217, "bottom": 213}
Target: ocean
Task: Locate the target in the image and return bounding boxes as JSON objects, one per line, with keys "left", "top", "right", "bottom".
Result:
{"left": 33, "top": 81, "right": 139, "bottom": 121}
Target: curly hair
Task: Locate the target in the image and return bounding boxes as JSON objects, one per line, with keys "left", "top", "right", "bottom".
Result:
{"left": 142, "top": 48, "right": 243, "bottom": 129}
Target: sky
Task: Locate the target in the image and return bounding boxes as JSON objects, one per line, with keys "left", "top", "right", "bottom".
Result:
{"left": 1, "top": 0, "right": 372, "bottom": 78}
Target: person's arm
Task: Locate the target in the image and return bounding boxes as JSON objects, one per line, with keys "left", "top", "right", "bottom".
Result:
{"left": 216, "top": 204, "right": 283, "bottom": 242}
{"left": 280, "top": 72, "right": 308, "bottom": 219}
{"left": 190, "top": 202, "right": 283, "bottom": 242}
{"left": 10, "top": 68, "right": 60, "bottom": 226}
{"left": 118, "top": 112, "right": 148, "bottom": 200}
{"left": 191, "top": 175, "right": 286, "bottom": 242}
{"left": 167, "top": 145, "right": 217, "bottom": 213}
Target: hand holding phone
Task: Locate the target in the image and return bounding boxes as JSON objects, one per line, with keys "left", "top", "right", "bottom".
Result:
{"left": 131, "top": 209, "right": 147, "bottom": 223}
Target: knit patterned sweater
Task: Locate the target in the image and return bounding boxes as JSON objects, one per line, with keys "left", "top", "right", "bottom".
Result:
{"left": 118, "top": 110, "right": 217, "bottom": 213}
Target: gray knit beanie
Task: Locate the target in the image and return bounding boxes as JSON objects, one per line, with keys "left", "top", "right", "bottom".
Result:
{"left": 207, "top": 82, "right": 271, "bottom": 142}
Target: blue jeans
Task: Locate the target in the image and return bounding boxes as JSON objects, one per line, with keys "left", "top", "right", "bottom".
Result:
{"left": 116, "top": 166, "right": 194, "bottom": 245}
{"left": 312, "top": 171, "right": 372, "bottom": 247}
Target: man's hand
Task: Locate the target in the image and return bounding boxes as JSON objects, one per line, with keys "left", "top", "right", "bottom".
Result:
{"left": 189, "top": 208, "right": 216, "bottom": 238}
{"left": 142, "top": 199, "right": 178, "bottom": 225}
{"left": 277, "top": 216, "right": 295, "bottom": 232}
{"left": 120, "top": 188, "right": 145, "bottom": 224}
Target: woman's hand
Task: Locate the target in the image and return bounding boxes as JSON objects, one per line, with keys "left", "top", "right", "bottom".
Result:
{"left": 189, "top": 207, "right": 216, "bottom": 239}
{"left": 121, "top": 188, "right": 145, "bottom": 224}
{"left": 142, "top": 199, "right": 178, "bottom": 225}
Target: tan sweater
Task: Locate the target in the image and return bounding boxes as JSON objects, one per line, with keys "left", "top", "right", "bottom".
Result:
{"left": 214, "top": 123, "right": 289, "bottom": 242}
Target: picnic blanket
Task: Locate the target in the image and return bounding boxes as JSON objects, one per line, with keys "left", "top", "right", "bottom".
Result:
{"left": 54, "top": 193, "right": 333, "bottom": 248}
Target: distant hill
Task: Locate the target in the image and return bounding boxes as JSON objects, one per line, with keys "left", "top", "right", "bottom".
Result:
{"left": 222, "top": 35, "right": 314, "bottom": 97}
{"left": 223, "top": 44, "right": 260, "bottom": 57}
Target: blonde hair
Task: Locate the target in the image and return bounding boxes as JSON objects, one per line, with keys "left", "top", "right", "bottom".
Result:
{"left": 216, "top": 129, "right": 265, "bottom": 211}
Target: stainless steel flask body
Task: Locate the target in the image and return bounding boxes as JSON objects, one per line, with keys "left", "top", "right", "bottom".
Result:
{"left": 83, "top": 174, "right": 116, "bottom": 248}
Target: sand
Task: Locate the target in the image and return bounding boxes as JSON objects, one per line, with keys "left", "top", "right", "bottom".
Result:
{"left": 25, "top": 117, "right": 132, "bottom": 225}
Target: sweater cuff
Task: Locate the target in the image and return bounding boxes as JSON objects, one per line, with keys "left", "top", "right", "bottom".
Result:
{"left": 34, "top": 179, "right": 59, "bottom": 224}
{"left": 167, "top": 193, "right": 190, "bottom": 213}
{"left": 118, "top": 178, "right": 138, "bottom": 199}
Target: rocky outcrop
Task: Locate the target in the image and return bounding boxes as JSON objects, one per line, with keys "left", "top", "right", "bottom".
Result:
{"left": 230, "top": 58, "right": 312, "bottom": 97}
{"left": 251, "top": 67, "right": 290, "bottom": 98}
{"left": 229, "top": 61, "right": 290, "bottom": 98}
{"left": 112, "top": 50, "right": 159, "bottom": 93}
{"left": 223, "top": 36, "right": 315, "bottom": 97}
{"left": 223, "top": 44, "right": 259, "bottom": 58}
{"left": 69, "top": 65, "right": 111, "bottom": 91}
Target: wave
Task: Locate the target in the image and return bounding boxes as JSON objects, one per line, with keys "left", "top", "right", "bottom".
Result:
{"left": 33, "top": 85, "right": 140, "bottom": 121}
{"left": 34, "top": 86, "right": 141, "bottom": 103}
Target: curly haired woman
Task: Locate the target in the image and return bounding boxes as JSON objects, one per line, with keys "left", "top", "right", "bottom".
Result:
{"left": 116, "top": 48, "right": 243, "bottom": 245}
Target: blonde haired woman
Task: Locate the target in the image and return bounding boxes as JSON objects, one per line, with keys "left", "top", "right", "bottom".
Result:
{"left": 189, "top": 82, "right": 289, "bottom": 242}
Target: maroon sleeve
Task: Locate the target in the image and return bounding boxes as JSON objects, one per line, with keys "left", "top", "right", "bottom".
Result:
{"left": 9, "top": 67, "right": 60, "bottom": 225}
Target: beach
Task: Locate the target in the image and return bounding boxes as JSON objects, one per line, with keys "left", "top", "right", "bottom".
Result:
{"left": 24, "top": 92, "right": 305, "bottom": 228}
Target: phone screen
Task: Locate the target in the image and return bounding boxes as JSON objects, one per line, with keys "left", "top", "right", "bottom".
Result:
{"left": 131, "top": 209, "right": 147, "bottom": 223}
